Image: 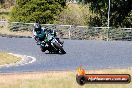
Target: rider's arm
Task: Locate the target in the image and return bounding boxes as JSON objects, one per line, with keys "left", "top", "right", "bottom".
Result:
{"left": 32, "top": 28, "right": 37, "bottom": 37}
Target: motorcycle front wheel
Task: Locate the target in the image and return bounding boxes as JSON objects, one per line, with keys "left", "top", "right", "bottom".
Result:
{"left": 40, "top": 46, "right": 46, "bottom": 52}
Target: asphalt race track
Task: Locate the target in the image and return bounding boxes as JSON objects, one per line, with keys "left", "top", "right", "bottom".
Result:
{"left": 0, "top": 37, "right": 132, "bottom": 73}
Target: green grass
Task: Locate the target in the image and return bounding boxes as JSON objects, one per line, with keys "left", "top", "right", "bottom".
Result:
{"left": 0, "top": 52, "right": 21, "bottom": 65}
{"left": 0, "top": 28, "right": 32, "bottom": 37}
{"left": 0, "top": 68, "right": 131, "bottom": 88}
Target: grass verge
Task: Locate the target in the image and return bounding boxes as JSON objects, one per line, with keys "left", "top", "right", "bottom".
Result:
{"left": 0, "top": 28, "right": 32, "bottom": 37}
{"left": 0, "top": 52, "right": 21, "bottom": 65}
{"left": 0, "top": 68, "right": 131, "bottom": 88}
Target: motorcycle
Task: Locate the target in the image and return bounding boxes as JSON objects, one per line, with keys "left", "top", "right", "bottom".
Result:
{"left": 40, "top": 32, "right": 66, "bottom": 54}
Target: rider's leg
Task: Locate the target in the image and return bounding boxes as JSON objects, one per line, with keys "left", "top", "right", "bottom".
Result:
{"left": 34, "top": 36, "right": 40, "bottom": 45}
{"left": 36, "top": 37, "right": 42, "bottom": 45}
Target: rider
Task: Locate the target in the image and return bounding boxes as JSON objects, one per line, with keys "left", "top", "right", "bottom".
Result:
{"left": 33, "top": 22, "right": 46, "bottom": 45}
{"left": 33, "top": 22, "right": 63, "bottom": 45}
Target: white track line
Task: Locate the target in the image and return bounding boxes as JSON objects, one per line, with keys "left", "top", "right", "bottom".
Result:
{"left": 0, "top": 53, "right": 36, "bottom": 68}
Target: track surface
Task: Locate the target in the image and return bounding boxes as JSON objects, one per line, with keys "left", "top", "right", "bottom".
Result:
{"left": 0, "top": 37, "right": 132, "bottom": 73}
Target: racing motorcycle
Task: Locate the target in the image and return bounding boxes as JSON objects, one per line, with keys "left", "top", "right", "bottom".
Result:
{"left": 40, "top": 31, "right": 66, "bottom": 54}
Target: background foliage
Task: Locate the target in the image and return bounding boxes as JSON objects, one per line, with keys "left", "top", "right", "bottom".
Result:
{"left": 79, "top": 0, "right": 132, "bottom": 27}
{"left": 55, "top": 3, "right": 96, "bottom": 26}
{"left": 0, "top": 0, "right": 14, "bottom": 8}
{"left": 1, "top": 0, "right": 132, "bottom": 27}
{"left": 10, "top": 0, "right": 66, "bottom": 24}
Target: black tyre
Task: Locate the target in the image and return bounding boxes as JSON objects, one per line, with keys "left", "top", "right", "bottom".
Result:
{"left": 40, "top": 46, "right": 46, "bottom": 52}
{"left": 53, "top": 42, "right": 66, "bottom": 54}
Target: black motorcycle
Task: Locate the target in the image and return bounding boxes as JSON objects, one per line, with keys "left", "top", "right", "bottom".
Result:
{"left": 40, "top": 32, "right": 66, "bottom": 54}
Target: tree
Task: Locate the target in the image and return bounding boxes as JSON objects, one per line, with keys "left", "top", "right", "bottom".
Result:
{"left": 10, "top": 0, "right": 66, "bottom": 24}
{"left": 82, "top": 0, "right": 132, "bottom": 27}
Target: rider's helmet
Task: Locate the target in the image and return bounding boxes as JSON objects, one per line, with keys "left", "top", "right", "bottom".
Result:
{"left": 34, "top": 22, "right": 41, "bottom": 32}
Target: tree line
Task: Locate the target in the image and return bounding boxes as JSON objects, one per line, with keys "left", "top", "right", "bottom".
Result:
{"left": 78, "top": 0, "right": 132, "bottom": 27}
{"left": 1, "top": 0, "right": 131, "bottom": 27}
{"left": 10, "top": 0, "right": 66, "bottom": 24}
